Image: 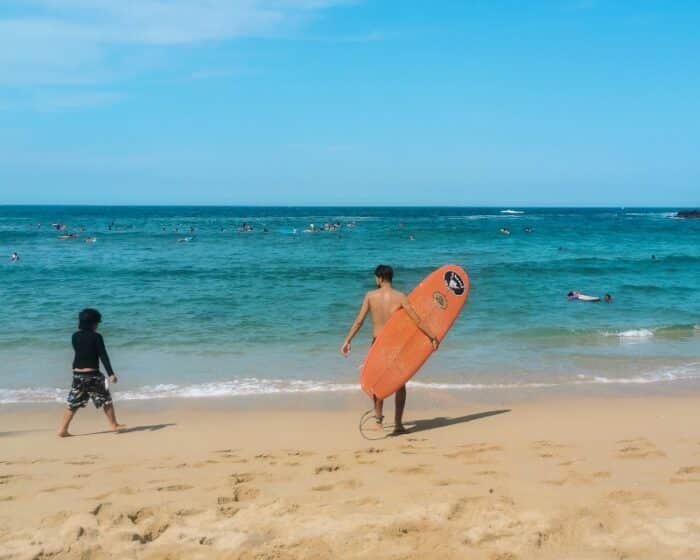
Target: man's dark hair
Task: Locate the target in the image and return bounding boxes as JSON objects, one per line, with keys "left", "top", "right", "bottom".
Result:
{"left": 78, "top": 308, "right": 102, "bottom": 330}
{"left": 374, "top": 264, "right": 394, "bottom": 282}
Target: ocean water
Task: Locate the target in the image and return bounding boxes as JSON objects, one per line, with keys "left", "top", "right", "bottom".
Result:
{"left": 1, "top": 206, "right": 699, "bottom": 404}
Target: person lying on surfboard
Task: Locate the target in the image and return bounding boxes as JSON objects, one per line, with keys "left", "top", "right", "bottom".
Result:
{"left": 340, "top": 264, "right": 439, "bottom": 435}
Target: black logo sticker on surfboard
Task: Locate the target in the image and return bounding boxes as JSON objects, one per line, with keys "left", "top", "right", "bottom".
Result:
{"left": 444, "top": 271, "right": 465, "bottom": 296}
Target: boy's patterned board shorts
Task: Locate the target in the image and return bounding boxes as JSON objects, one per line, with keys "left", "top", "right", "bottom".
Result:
{"left": 67, "top": 373, "right": 112, "bottom": 410}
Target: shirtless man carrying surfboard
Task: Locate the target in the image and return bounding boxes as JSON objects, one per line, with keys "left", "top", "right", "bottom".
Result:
{"left": 341, "top": 265, "right": 439, "bottom": 434}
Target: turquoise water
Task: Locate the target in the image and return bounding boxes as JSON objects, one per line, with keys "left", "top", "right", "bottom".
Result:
{"left": 1, "top": 206, "right": 699, "bottom": 402}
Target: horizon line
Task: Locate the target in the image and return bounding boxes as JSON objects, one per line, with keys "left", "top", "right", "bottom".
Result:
{"left": 0, "top": 204, "right": 696, "bottom": 209}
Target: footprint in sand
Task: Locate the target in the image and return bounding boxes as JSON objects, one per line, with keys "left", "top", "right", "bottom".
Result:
{"left": 382, "top": 521, "right": 425, "bottom": 538}
{"left": 175, "top": 508, "right": 202, "bottom": 517}
{"left": 312, "top": 480, "right": 360, "bottom": 492}
{"left": 230, "top": 473, "right": 256, "bottom": 485}
{"left": 286, "top": 450, "right": 315, "bottom": 458}
{"left": 434, "top": 479, "right": 475, "bottom": 487}
{"left": 213, "top": 449, "right": 240, "bottom": 459}
{"left": 607, "top": 490, "right": 666, "bottom": 509}
{"left": 475, "top": 470, "right": 506, "bottom": 478}
{"left": 131, "top": 519, "right": 171, "bottom": 544}
{"left": 314, "top": 464, "right": 343, "bottom": 474}
{"left": 356, "top": 447, "right": 384, "bottom": 455}
{"left": 345, "top": 496, "right": 380, "bottom": 507}
{"left": 389, "top": 465, "right": 431, "bottom": 475}
{"left": 233, "top": 486, "right": 260, "bottom": 501}
{"left": 444, "top": 443, "right": 502, "bottom": 463}
{"left": 557, "top": 459, "right": 582, "bottom": 467}
{"left": 42, "top": 484, "right": 81, "bottom": 493}
{"left": 670, "top": 465, "right": 700, "bottom": 484}
{"left": 254, "top": 453, "right": 275, "bottom": 460}
{"left": 354, "top": 447, "right": 384, "bottom": 464}
{"left": 157, "top": 484, "right": 193, "bottom": 492}
{"left": 543, "top": 470, "right": 611, "bottom": 486}
{"left": 0, "top": 496, "right": 14, "bottom": 502}
{"left": 400, "top": 443, "right": 436, "bottom": 455}
{"left": 217, "top": 496, "right": 237, "bottom": 504}
{"left": 616, "top": 438, "right": 666, "bottom": 459}
{"left": 531, "top": 440, "right": 571, "bottom": 459}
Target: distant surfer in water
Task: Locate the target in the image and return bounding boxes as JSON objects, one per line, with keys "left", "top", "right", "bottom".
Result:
{"left": 341, "top": 265, "right": 439, "bottom": 435}
{"left": 10, "top": 252, "right": 19, "bottom": 262}
{"left": 567, "top": 291, "right": 601, "bottom": 302}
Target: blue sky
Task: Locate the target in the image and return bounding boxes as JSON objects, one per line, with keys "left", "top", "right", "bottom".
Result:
{"left": 0, "top": 0, "right": 698, "bottom": 206}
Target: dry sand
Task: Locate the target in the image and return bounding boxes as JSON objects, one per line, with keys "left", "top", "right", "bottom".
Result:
{"left": 1, "top": 393, "right": 699, "bottom": 559}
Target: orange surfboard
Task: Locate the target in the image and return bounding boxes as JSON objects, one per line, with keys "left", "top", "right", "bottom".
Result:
{"left": 361, "top": 264, "right": 469, "bottom": 400}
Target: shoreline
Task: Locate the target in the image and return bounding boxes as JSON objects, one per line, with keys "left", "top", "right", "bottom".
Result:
{"left": 2, "top": 376, "right": 700, "bottom": 411}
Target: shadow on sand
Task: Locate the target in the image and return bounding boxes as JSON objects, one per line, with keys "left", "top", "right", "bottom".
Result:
{"left": 0, "top": 429, "right": 52, "bottom": 438}
{"left": 76, "top": 423, "right": 177, "bottom": 437}
{"left": 401, "top": 409, "right": 511, "bottom": 435}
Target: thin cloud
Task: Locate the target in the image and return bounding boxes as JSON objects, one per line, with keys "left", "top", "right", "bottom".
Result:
{"left": 0, "top": 0, "right": 352, "bottom": 107}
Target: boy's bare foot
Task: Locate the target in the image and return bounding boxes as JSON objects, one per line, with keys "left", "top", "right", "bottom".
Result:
{"left": 58, "top": 431, "right": 72, "bottom": 438}
{"left": 110, "top": 423, "right": 126, "bottom": 433}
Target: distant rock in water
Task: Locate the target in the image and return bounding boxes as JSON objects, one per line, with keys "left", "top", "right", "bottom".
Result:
{"left": 676, "top": 210, "right": 700, "bottom": 219}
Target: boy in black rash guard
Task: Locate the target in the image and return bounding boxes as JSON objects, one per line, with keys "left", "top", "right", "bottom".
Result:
{"left": 58, "top": 308, "right": 125, "bottom": 437}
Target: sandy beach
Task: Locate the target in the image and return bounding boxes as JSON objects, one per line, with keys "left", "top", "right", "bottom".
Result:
{"left": 1, "top": 391, "right": 699, "bottom": 559}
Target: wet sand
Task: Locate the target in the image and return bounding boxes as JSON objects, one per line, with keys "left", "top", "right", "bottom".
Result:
{"left": 1, "top": 393, "right": 699, "bottom": 559}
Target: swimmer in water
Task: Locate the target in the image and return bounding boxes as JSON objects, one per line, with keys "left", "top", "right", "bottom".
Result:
{"left": 408, "top": 234, "right": 416, "bottom": 241}
{"left": 10, "top": 252, "right": 19, "bottom": 262}
{"left": 604, "top": 294, "right": 612, "bottom": 304}
{"left": 499, "top": 228, "right": 511, "bottom": 235}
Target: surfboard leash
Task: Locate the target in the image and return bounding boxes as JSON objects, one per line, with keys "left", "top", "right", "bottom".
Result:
{"left": 358, "top": 408, "right": 389, "bottom": 441}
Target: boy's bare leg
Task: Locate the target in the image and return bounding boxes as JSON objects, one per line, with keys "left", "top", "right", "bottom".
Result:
{"left": 392, "top": 386, "right": 407, "bottom": 435}
{"left": 58, "top": 408, "right": 76, "bottom": 437}
{"left": 103, "top": 403, "right": 125, "bottom": 432}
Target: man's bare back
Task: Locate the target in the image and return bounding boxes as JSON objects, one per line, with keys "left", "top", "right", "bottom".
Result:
{"left": 367, "top": 287, "right": 408, "bottom": 338}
